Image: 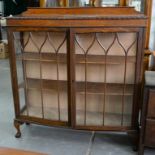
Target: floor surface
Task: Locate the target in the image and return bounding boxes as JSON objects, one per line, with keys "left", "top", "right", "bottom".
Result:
{"left": 0, "top": 59, "right": 155, "bottom": 155}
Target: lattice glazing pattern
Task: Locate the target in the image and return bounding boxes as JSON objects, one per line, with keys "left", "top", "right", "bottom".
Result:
{"left": 74, "top": 32, "right": 137, "bottom": 127}
{"left": 14, "top": 32, "right": 68, "bottom": 122}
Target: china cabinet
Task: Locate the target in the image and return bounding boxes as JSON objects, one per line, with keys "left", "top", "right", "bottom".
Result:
{"left": 7, "top": 8, "right": 146, "bottom": 150}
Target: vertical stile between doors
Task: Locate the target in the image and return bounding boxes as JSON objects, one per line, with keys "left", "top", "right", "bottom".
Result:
{"left": 68, "top": 28, "right": 76, "bottom": 128}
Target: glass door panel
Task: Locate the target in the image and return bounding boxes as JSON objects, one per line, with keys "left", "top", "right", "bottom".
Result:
{"left": 74, "top": 30, "right": 137, "bottom": 128}
{"left": 14, "top": 30, "right": 69, "bottom": 124}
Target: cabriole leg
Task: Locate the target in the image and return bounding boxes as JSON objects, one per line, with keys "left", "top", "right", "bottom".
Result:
{"left": 14, "top": 120, "right": 23, "bottom": 138}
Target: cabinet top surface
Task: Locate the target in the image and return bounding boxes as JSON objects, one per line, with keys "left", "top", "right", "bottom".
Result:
{"left": 7, "top": 7, "right": 146, "bottom": 20}
{"left": 7, "top": 7, "right": 147, "bottom": 27}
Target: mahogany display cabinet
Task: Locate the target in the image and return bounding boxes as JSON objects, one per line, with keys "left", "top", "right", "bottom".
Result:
{"left": 7, "top": 7, "right": 147, "bottom": 143}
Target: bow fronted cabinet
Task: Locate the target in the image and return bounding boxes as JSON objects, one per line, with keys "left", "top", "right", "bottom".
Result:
{"left": 7, "top": 7, "right": 147, "bottom": 149}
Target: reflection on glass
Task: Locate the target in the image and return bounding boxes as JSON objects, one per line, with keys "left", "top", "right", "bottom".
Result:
{"left": 75, "top": 0, "right": 119, "bottom": 7}
{"left": 40, "top": 0, "right": 64, "bottom": 7}
{"left": 39, "top": 0, "right": 143, "bottom": 9}
{"left": 71, "top": 0, "right": 93, "bottom": 7}
{"left": 100, "top": 0, "right": 119, "bottom": 6}
{"left": 40, "top": 0, "right": 120, "bottom": 7}
{"left": 78, "top": 0, "right": 89, "bottom": 6}
{"left": 46, "top": 0, "right": 58, "bottom": 7}
{"left": 126, "top": 0, "right": 143, "bottom": 12}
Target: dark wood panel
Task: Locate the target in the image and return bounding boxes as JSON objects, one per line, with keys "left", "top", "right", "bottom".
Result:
{"left": 147, "top": 90, "right": 155, "bottom": 118}
{"left": 145, "top": 119, "right": 155, "bottom": 147}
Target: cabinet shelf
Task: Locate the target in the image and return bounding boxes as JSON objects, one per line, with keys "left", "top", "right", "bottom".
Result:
{"left": 21, "top": 106, "right": 131, "bottom": 126}
{"left": 21, "top": 106, "right": 68, "bottom": 121}
{"left": 16, "top": 52, "right": 136, "bottom": 65}
{"left": 19, "top": 78, "right": 134, "bottom": 96}
{"left": 76, "top": 110, "right": 131, "bottom": 126}
{"left": 75, "top": 81, "right": 134, "bottom": 96}
{"left": 16, "top": 52, "right": 67, "bottom": 63}
{"left": 19, "top": 78, "right": 68, "bottom": 91}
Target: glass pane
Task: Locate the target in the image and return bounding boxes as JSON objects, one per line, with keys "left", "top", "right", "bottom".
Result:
{"left": 126, "top": 0, "right": 144, "bottom": 12}
{"left": 100, "top": 0, "right": 119, "bottom": 6}
{"left": 13, "top": 32, "right": 27, "bottom": 116}
{"left": 40, "top": 0, "right": 119, "bottom": 7}
{"left": 14, "top": 31, "right": 68, "bottom": 122}
{"left": 75, "top": 31, "right": 137, "bottom": 128}
{"left": 32, "top": 0, "right": 145, "bottom": 8}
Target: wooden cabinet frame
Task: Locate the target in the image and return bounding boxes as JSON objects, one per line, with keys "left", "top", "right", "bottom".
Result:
{"left": 7, "top": 8, "right": 146, "bottom": 150}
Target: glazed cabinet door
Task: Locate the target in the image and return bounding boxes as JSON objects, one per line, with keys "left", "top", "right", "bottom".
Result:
{"left": 9, "top": 28, "right": 70, "bottom": 126}
{"left": 71, "top": 28, "right": 143, "bottom": 130}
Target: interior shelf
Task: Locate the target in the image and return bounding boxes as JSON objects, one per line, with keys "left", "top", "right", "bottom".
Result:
{"left": 19, "top": 78, "right": 68, "bottom": 91}
{"left": 21, "top": 106, "right": 131, "bottom": 126}
{"left": 21, "top": 106, "right": 68, "bottom": 122}
{"left": 16, "top": 52, "right": 67, "bottom": 63}
{"left": 76, "top": 110, "right": 131, "bottom": 126}
{"left": 75, "top": 81, "right": 134, "bottom": 96}
{"left": 19, "top": 78, "right": 134, "bottom": 96}
{"left": 16, "top": 52, "right": 136, "bottom": 65}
